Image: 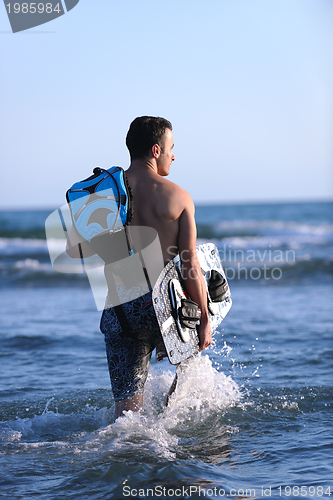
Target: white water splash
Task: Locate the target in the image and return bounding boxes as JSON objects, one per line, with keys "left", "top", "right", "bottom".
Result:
{"left": 0, "top": 356, "right": 241, "bottom": 462}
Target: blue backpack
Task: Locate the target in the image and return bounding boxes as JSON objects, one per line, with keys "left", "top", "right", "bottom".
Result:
{"left": 66, "top": 166, "right": 133, "bottom": 245}
{"left": 66, "top": 167, "right": 148, "bottom": 334}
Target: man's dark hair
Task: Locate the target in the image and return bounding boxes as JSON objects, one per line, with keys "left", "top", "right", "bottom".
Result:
{"left": 126, "top": 116, "right": 173, "bottom": 160}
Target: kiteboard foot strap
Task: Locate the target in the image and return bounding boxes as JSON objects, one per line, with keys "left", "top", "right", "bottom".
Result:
{"left": 178, "top": 299, "right": 201, "bottom": 329}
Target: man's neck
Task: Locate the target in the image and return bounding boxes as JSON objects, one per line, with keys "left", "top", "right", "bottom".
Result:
{"left": 128, "top": 157, "right": 158, "bottom": 175}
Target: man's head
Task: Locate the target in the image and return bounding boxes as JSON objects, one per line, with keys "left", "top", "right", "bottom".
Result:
{"left": 126, "top": 116, "right": 173, "bottom": 161}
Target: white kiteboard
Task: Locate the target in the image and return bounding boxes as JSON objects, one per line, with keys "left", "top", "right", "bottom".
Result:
{"left": 152, "top": 243, "right": 232, "bottom": 365}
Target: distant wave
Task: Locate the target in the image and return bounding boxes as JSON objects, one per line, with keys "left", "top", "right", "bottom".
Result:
{"left": 0, "top": 237, "right": 49, "bottom": 256}
{"left": 0, "top": 227, "right": 46, "bottom": 240}
{"left": 222, "top": 257, "right": 333, "bottom": 283}
{"left": 197, "top": 219, "right": 333, "bottom": 243}
{"left": 0, "top": 260, "right": 90, "bottom": 287}
{"left": 1, "top": 254, "right": 331, "bottom": 287}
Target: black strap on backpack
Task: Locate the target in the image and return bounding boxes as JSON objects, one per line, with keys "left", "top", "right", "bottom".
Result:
{"left": 113, "top": 303, "right": 132, "bottom": 338}
{"left": 112, "top": 216, "right": 153, "bottom": 339}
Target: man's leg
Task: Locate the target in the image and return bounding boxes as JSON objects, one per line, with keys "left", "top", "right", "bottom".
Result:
{"left": 101, "top": 293, "right": 159, "bottom": 421}
{"left": 114, "top": 393, "right": 144, "bottom": 420}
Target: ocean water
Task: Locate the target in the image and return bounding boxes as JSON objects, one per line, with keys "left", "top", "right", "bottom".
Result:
{"left": 0, "top": 201, "right": 332, "bottom": 500}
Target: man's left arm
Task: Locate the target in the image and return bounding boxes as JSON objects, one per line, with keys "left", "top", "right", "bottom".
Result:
{"left": 177, "top": 196, "right": 212, "bottom": 351}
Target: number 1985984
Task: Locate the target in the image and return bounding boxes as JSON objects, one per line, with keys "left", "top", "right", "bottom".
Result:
{"left": 278, "top": 486, "right": 331, "bottom": 496}
{"left": 6, "top": 3, "right": 61, "bottom": 14}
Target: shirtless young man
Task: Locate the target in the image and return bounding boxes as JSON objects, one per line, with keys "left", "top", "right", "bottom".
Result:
{"left": 68, "top": 116, "right": 211, "bottom": 420}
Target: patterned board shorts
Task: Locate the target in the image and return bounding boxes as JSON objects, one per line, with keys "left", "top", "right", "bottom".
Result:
{"left": 100, "top": 290, "right": 166, "bottom": 402}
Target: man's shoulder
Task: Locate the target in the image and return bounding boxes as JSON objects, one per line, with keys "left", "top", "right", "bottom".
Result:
{"left": 154, "top": 176, "right": 194, "bottom": 221}
{"left": 160, "top": 176, "right": 193, "bottom": 206}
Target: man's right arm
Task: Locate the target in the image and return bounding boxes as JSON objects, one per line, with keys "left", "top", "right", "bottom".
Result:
{"left": 177, "top": 194, "right": 211, "bottom": 352}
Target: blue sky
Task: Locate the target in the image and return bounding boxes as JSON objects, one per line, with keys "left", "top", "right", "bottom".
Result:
{"left": 0, "top": 0, "right": 332, "bottom": 207}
